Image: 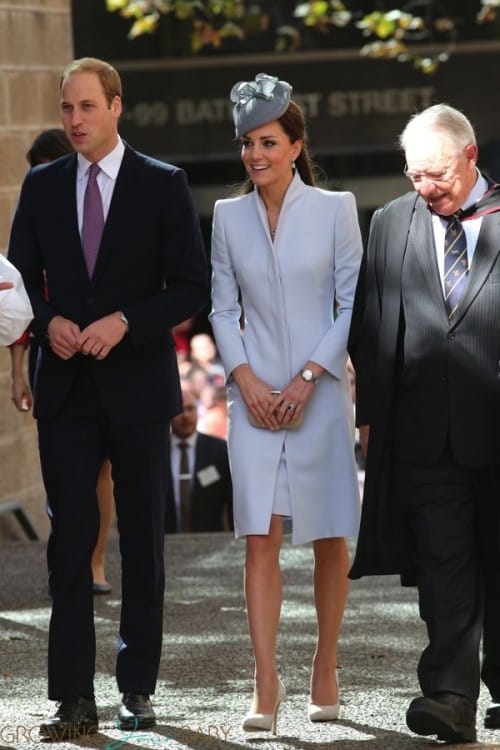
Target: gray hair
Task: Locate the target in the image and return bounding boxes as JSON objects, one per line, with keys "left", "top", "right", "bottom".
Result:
{"left": 399, "top": 103, "right": 476, "bottom": 156}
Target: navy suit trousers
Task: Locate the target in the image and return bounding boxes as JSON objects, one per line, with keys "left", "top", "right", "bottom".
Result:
{"left": 38, "top": 364, "right": 168, "bottom": 699}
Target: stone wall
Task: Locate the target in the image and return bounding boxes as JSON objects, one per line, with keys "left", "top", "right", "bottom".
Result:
{"left": 0, "top": 0, "right": 73, "bottom": 540}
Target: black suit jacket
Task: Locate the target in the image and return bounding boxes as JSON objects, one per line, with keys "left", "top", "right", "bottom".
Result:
{"left": 8, "top": 144, "right": 208, "bottom": 423}
{"left": 166, "top": 432, "right": 233, "bottom": 533}
{"left": 348, "top": 188, "right": 500, "bottom": 579}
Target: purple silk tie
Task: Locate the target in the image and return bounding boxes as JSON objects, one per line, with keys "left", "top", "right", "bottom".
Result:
{"left": 82, "top": 163, "right": 104, "bottom": 278}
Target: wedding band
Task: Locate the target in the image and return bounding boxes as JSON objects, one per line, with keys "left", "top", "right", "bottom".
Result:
{"left": 287, "top": 403, "right": 295, "bottom": 412}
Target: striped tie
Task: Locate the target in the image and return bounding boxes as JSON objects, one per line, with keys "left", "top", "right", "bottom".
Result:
{"left": 444, "top": 214, "right": 468, "bottom": 318}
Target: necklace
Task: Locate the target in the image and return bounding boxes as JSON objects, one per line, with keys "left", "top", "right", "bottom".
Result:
{"left": 266, "top": 203, "right": 281, "bottom": 241}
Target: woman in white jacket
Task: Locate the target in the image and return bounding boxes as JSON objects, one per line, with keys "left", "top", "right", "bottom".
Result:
{"left": 210, "top": 74, "right": 363, "bottom": 733}
{"left": 0, "top": 254, "right": 33, "bottom": 346}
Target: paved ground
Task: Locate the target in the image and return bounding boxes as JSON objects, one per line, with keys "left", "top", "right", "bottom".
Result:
{"left": 1, "top": 533, "right": 500, "bottom": 750}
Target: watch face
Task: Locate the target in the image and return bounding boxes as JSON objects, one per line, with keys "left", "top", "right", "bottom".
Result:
{"left": 302, "top": 369, "right": 313, "bottom": 381}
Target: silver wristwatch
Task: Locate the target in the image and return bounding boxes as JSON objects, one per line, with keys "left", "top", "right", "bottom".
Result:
{"left": 300, "top": 368, "right": 319, "bottom": 385}
{"left": 119, "top": 311, "right": 129, "bottom": 329}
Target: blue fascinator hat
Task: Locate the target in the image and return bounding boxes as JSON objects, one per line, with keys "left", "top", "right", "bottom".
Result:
{"left": 230, "top": 73, "right": 293, "bottom": 138}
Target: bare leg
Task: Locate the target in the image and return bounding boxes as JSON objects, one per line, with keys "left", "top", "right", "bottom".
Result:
{"left": 310, "top": 536, "right": 350, "bottom": 705}
{"left": 91, "top": 458, "right": 114, "bottom": 586}
{"left": 244, "top": 514, "right": 283, "bottom": 714}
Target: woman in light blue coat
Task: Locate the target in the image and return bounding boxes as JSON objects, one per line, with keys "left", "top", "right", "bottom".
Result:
{"left": 209, "top": 74, "right": 363, "bottom": 733}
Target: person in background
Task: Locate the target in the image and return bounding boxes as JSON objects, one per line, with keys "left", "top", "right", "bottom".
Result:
{"left": 189, "top": 332, "right": 225, "bottom": 384}
{"left": 26, "top": 128, "right": 74, "bottom": 166}
{"left": 197, "top": 384, "right": 228, "bottom": 439}
{"left": 9, "top": 128, "right": 114, "bottom": 595}
{"left": 8, "top": 57, "right": 208, "bottom": 739}
{"left": 166, "top": 383, "right": 232, "bottom": 533}
{"left": 10, "top": 130, "right": 74, "bottom": 409}
{"left": 90, "top": 462, "right": 114, "bottom": 594}
{"left": 349, "top": 104, "right": 500, "bottom": 744}
{"left": 0, "top": 255, "right": 33, "bottom": 346}
{"left": 172, "top": 316, "right": 195, "bottom": 363}
{"left": 210, "top": 73, "right": 362, "bottom": 733}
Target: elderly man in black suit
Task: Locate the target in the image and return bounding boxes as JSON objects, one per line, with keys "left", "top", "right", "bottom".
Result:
{"left": 167, "top": 384, "right": 232, "bottom": 534}
{"left": 8, "top": 57, "right": 208, "bottom": 739}
{"left": 349, "top": 103, "right": 500, "bottom": 744}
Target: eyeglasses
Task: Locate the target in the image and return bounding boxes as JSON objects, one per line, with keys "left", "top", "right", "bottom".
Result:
{"left": 403, "top": 164, "right": 454, "bottom": 185}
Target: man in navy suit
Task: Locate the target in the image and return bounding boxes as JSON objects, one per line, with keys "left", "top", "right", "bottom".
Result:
{"left": 8, "top": 57, "right": 208, "bottom": 739}
{"left": 166, "top": 384, "right": 232, "bottom": 534}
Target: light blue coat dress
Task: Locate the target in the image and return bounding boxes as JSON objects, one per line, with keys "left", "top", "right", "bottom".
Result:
{"left": 209, "top": 172, "right": 363, "bottom": 544}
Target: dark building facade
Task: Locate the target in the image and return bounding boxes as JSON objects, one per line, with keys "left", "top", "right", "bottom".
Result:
{"left": 72, "top": 3, "right": 500, "bottom": 238}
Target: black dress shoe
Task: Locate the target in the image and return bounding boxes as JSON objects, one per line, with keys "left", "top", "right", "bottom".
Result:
{"left": 39, "top": 696, "right": 98, "bottom": 741}
{"left": 485, "top": 703, "right": 500, "bottom": 728}
{"left": 406, "top": 692, "right": 476, "bottom": 743}
{"left": 118, "top": 692, "right": 156, "bottom": 730}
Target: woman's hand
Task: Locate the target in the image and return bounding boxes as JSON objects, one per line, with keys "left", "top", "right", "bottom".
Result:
{"left": 274, "top": 362, "right": 324, "bottom": 427}
{"left": 9, "top": 342, "right": 32, "bottom": 411}
{"left": 11, "top": 374, "right": 32, "bottom": 412}
{"left": 232, "top": 364, "right": 281, "bottom": 431}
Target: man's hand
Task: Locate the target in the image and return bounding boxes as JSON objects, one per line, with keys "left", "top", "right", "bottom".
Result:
{"left": 77, "top": 312, "right": 128, "bottom": 360}
{"left": 0, "top": 281, "right": 14, "bottom": 291}
{"left": 47, "top": 316, "right": 81, "bottom": 360}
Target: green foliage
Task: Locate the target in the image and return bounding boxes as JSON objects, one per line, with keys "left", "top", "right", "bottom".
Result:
{"left": 105, "top": 0, "right": 500, "bottom": 72}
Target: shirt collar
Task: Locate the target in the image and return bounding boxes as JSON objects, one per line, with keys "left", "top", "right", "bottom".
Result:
{"left": 461, "top": 168, "right": 488, "bottom": 213}
{"left": 171, "top": 432, "right": 198, "bottom": 449}
{"left": 77, "top": 137, "right": 125, "bottom": 181}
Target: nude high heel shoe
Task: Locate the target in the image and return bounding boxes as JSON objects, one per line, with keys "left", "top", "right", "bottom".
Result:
{"left": 308, "top": 669, "right": 340, "bottom": 722}
{"left": 242, "top": 678, "right": 286, "bottom": 734}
